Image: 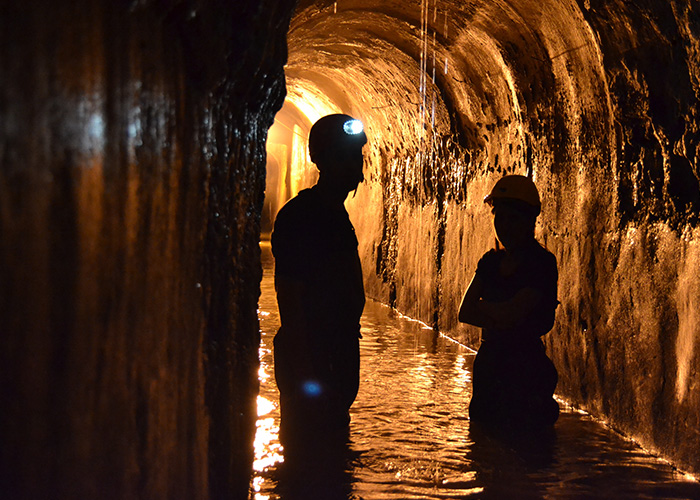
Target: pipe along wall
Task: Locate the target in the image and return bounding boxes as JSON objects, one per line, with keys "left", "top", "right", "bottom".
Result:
{"left": 1, "top": 0, "right": 699, "bottom": 498}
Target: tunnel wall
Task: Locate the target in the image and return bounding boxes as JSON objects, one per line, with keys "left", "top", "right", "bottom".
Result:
{"left": 544, "top": 0, "right": 700, "bottom": 475}
{"left": 287, "top": 0, "right": 700, "bottom": 476}
{"left": 0, "top": 1, "right": 294, "bottom": 498}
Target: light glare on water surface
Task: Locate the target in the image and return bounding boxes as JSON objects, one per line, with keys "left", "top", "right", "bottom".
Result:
{"left": 252, "top": 242, "right": 700, "bottom": 499}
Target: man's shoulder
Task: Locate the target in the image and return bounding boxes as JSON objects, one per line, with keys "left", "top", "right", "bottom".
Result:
{"left": 531, "top": 242, "right": 557, "bottom": 266}
{"left": 479, "top": 248, "right": 505, "bottom": 264}
{"left": 527, "top": 243, "right": 558, "bottom": 285}
{"left": 278, "top": 188, "right": 314, "bottom": 212}
{"left": 272, "top": 189, "right": 323, "bottom": 258}
{"left": 476, "top": 248, "right": 504, "bottom": 275}
{"left": 274, "top": 189, "right": 317, "bottom": 227}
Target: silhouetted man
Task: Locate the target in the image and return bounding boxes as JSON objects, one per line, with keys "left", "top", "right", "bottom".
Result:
{"left": 272, "top": 114, "right": 367, "bottom": 445}
{"left": 459, "top": 174, "right": 559, "bottom": 431}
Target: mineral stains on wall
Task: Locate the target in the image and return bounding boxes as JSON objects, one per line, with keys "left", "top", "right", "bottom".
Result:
{"left": 282, "top": 0, "right": 700, "bottom": 476}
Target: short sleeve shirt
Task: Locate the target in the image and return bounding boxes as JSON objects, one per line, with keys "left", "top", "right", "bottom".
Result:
{"left": 475, "top": 242, "right": 558, "bottom": 344}
{"left": 271, "top": 187, "right": 365, "bottom": 340}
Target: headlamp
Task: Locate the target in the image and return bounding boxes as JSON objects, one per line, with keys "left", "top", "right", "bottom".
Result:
{"left": 343, "top": 119, "right": 364, "bottom": 135}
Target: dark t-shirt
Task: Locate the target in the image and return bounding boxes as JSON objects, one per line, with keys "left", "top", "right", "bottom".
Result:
{"left": 475, "top": 242, "right": 558, "bottom": 346}
{"left": 271, "top": 187, "right": 365, "bottom": 343}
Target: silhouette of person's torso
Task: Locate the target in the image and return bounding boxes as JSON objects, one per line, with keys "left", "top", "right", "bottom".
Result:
{"left": 272, "top": 186, "right": 365, "bottom": 438}
{"left": 272, "top": 186, "right": 364, "bottom": 340}
{"left": 470, "top": 241, "right": 559, "bottom": 429}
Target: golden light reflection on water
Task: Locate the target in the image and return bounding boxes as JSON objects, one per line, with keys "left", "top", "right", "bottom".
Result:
{"left": 254, "top": 348, "right": 282, "bottom": 474}
{"left": 252, "top": 243, "right": 700, "bottom": 498}
{"left": 250, "top": 476, "right": 268, "bottom": 500}
{"left": 257, "top": 396, "right": 276, "bottom": 417}
{"left": 252, "top": 350, "right": 284, "bottom": 487}
{"left": 253, "top": 396, "right": 284, "bottom": 476}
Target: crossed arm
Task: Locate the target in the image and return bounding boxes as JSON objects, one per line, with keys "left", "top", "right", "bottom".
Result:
{"left": 458, "top": 273, "right": 543, "bottom": 331}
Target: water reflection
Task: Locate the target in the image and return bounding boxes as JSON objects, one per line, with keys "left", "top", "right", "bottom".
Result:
{"left": 253, "top": 396, "right": 283, "bottom": 474}
{"left": 272, "top": 439, "right": 356, "bottom": 500}
{"left": 253, "top": 241, "right": 700, "bottom": 499}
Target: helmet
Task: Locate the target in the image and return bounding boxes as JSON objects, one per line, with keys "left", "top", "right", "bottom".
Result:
{"left": 308, "top": 114, "right": 367, "bottom": 162}
{"left": 484, "top": 174, "right": 541, "bottom": 212}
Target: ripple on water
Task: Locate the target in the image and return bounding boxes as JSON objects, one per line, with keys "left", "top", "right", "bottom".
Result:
{"left": 252, "top": 242, "right": 700, "bottom": 499}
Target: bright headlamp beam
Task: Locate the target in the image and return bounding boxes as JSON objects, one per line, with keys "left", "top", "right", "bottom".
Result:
{"left": 343, "top": 119, "right": 364, "bottom": 135}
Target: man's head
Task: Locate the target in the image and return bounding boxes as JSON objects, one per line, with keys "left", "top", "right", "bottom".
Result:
{"left": 484, "top": 174, "right": 541, "bottom": 249}
{"left": 484, "top": 174, "right": 541, "bottom": 215}
{"left": 308, "top": 114, "right": 367, "bottom": 193}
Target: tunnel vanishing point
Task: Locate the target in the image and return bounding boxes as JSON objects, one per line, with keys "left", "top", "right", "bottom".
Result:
{"left": 1, "top": 0, "right": 700, "bottom": 498}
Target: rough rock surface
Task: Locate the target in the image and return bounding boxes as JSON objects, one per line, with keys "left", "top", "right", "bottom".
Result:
{"left": 0, "top": 1, "right": 294, "bottom": 498}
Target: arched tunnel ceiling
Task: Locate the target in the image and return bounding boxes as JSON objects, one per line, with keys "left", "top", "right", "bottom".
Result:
{"left": 286, "top": 0, "right": 615, "bottom": 192}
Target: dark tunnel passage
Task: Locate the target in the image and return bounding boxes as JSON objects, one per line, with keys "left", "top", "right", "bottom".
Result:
{"left": 1, "top": 0, "right": 700, "bottom": 498}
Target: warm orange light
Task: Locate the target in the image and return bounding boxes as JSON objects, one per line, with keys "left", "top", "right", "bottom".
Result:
{"left": 286, "top": 84, "right": 340, "bottom": 125}
{"left": 252, "top": 396, "right": 284, "bottom": 473}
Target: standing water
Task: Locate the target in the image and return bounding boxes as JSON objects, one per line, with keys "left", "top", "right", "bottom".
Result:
{"left": 252, "top": 241, "right": 700, "bottom": 499}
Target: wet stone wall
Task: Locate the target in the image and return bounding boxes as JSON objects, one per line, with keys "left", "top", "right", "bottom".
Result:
{"left": 0, "top": 1, "right": 294, "bottom": 498}
{"left": 545, "top": 0, "right": 700, "bottom": 476}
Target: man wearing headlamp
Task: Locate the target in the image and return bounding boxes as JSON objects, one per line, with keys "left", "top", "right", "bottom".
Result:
{"left": 272, "top": 114, "right": 367, "bottom": 446}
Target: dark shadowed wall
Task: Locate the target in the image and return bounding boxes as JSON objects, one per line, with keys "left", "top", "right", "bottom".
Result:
{"left": 0, "top": 1, "right": 294, "bottom": 498}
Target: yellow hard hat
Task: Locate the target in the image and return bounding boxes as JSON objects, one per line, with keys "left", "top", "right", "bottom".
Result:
{"left": 484, "top": 174, "right": 541, "bottom": 210}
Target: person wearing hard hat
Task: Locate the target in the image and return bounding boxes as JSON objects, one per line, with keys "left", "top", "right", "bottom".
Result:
{"left": 271, "top": 114, "right": 367, "bottom": 447}
{"left": 459, "top": 174, "right": 559, "bottom": 430}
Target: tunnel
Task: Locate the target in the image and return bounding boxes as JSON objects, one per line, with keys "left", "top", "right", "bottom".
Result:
{"left": 1, "top": 0, "right": 699, "bottom": 498}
